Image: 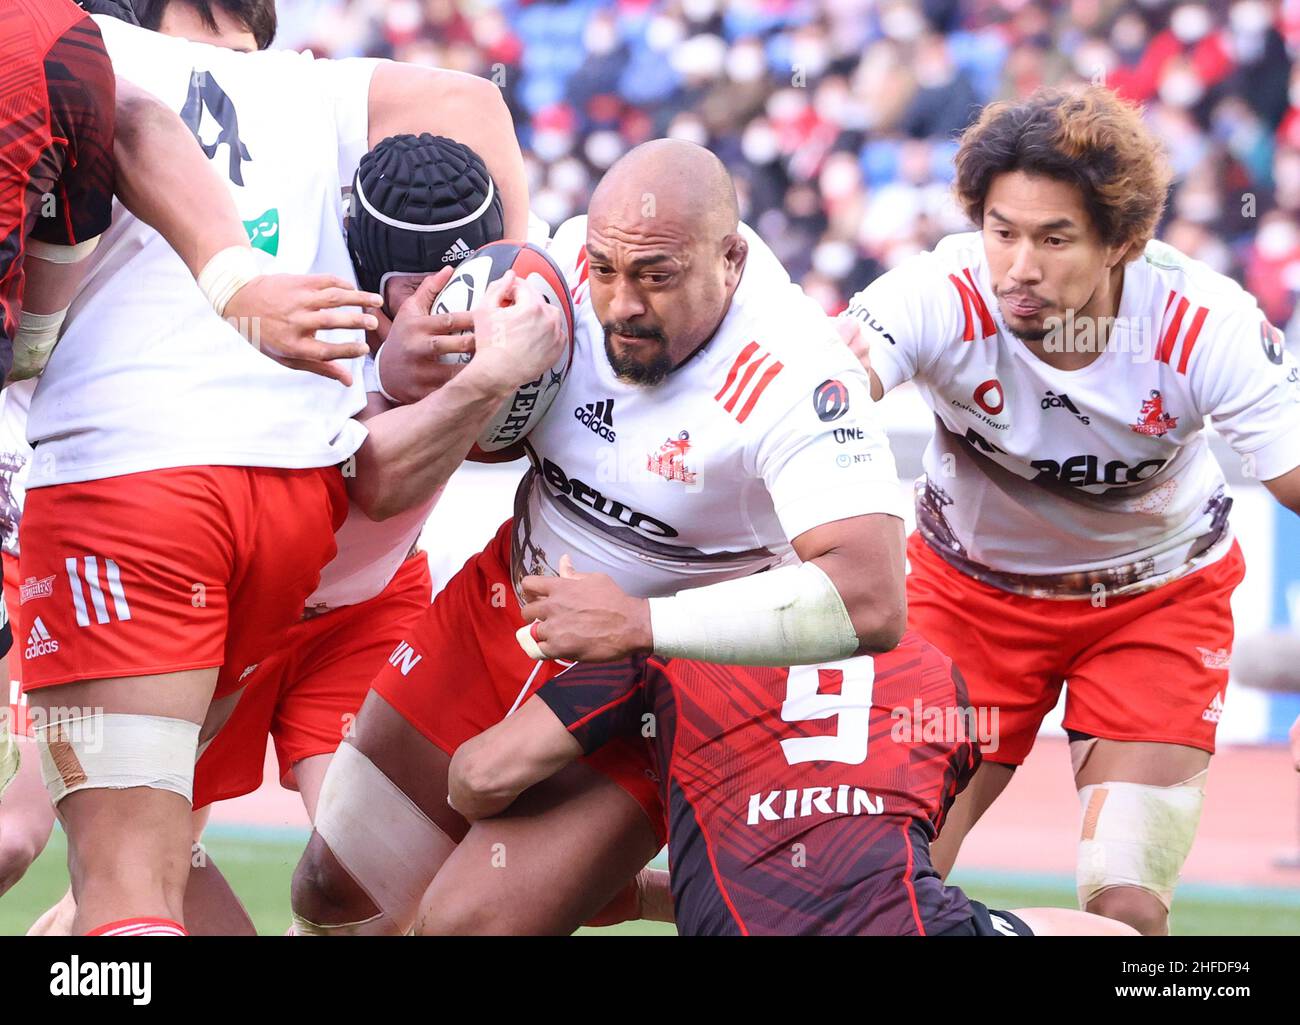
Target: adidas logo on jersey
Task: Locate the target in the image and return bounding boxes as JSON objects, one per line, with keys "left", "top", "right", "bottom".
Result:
{"left": 25, "top": 617, "right": 58, "bottom": 660}
{"left": 574, "top": 399, "right": 616, "bottom": 442}
{"left": 442, "top": 238, "right": 473, "bottom": 263}
{"left": 1202, "top": 691, "right": 1225, "bottom": 723}
{"left": 1040, "top": 390, "right": 1091, "bottom": 425}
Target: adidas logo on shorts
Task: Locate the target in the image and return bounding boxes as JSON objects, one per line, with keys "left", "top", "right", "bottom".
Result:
{"left": 1202, "top": 692, "right": 1225, "bottom": 723}
{"left": 25, "top": 617, "right": 59, "bottom": 660}
{"left": 442, "top": 238, "right": 472, "bottom": 263}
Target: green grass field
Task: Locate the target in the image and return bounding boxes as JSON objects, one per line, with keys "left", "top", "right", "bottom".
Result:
{"left": 3, "top": 826, "right": 1296, "bottom": 936}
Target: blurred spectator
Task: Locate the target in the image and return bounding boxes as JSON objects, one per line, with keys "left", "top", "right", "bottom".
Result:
{"left": 274, "top": 0, "right": 1300, "bottom": 332}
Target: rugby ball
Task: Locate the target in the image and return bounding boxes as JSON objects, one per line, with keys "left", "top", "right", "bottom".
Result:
{"left": 433, "top": 240, "right": 576, "bottom": 462}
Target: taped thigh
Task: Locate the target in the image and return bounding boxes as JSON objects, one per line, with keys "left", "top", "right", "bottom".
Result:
{"left": 35, "top": 713, "right": 199, "bottom": 804}
{"left": 1076, "top": 770, "right": 1207, "bottom": 911}
{"left": 312, "top": 741, "right": 452, "bottom": 924}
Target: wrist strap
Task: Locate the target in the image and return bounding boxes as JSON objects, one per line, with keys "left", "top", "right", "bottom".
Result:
{"left": 372, "top": 341, "right": 402, "bottom": 404}
{"left": 197, "top": 245, "right": 260, "bottom": 317}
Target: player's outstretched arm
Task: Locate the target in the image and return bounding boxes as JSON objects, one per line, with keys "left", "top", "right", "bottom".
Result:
{"left": 448, "top": 698, "right": 582, "bottom": 821}
{"left": 112, "top": 78, "right": 379, "bottom": 384}
{"left": 350, "top": 271, "right": 564, "bottom": 519}
{"left": 366, "top": 63, "right": 529, "bottom": 241}
{"left": 790, "top": 513, "right": 908, "bottom": 655}
{"left": 1263, "top": 464, "right": 1300, "bottom": 516}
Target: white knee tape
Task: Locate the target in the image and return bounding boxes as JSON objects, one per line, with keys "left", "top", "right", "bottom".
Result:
{"left": 0, "top": 722, "right": 19, "bottom": 801}
{"left": 289, "top": 910, "right": 398, "bottom": 937}
{"left": 34, "top": 714, "right": 199, "bottom": 805}
{"left": 1076, "top": 774, "right": 1206, "bottom": 911}
{"left": 312, "top": 743, "right": 450, "bottom": 926}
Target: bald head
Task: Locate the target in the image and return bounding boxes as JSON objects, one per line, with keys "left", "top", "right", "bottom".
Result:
{"left": 590, "top": 139, "right": 740, "bottom": 243}
{"left": 585, "top": 139, "right": 748, "bottom": 387}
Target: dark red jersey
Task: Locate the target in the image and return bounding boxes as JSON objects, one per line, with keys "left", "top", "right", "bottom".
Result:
{"left": 0, "top": 0, "right": 116, "bottom": 377}
{"left": 539, "top": 630, "right": 981, "bottom": 935}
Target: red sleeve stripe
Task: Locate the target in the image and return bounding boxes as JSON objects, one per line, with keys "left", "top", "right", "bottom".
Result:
{"left": 735, "top": 360, "right": 783, "bottom": 423}
{"left": 948, "top": 268, "right": 996, "bottom": 342}
{"left": 715, "top": 340, "right": 760, "bottom": 402}
{"left": 721, "top": 353, "right": 765, "bottom": 413}
{"left": 1175, "top": 305, "right": 1209, "bottom": 374}
{"left": 565, "top": 684, "right": 641, "bottom": 734}
{"left": 1158, "top": 294, "right": 1189, "bottom": 365}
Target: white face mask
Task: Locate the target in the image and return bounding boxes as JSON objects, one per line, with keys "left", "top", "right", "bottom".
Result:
{"left": 681, "top": 0, "right": 720, "bottom": 22}
{"left": 584, "top": 131, "right": 625, "bottom": 170}
{"left": 881, "top": 5, "right": 925, "bottom": 42}
{"left": 1171, "top": 5, "right": 1213, "bottom": 44}
{"left": 1159, "top": 68, "right": 1206, "bottom": 107}
{"left": 813, "top": 240, "right": 856, "bottom": 278}
{"left": 532, "top": 129, "right": 574, "bottom": 163}
{"left": 741, "top": 122, "right": 780, "bottom": 164}
{"left": 726, "top": 44, "right": 766, "bottom": 84}
{"left": 1229, "top": 1, "right": 1272, "bottom": 35}
{"left": 820, "top": 157, "right": 861, "bottom": 202}
{"left": 584, "top": 21, "right": 618, "bottom": 56}
{"left": 646, "top": 15, "right": 685, "bottom": 52}
{"left": 1257, "top": 219, "right": 1299, "bottom": 258}
{"left": 668, "top": 117, "right": 709, "bottom": 147}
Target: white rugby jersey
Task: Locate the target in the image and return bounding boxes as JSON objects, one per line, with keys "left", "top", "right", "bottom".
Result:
{"left": 0, "top": 381, "right": 33, "bottom": 558}
{"left": 845, "top": 231, "right": 1300, "bottom": 597}
{"left": 512, "top": 215, "right": 908, "bottom": 600}
{"left": 25, "top": 18, "right": 376, "bottom": 488}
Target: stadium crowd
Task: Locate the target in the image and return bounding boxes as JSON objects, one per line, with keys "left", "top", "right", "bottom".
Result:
{"left": 274, "top": 0, "right": 1300, "bottom": 345}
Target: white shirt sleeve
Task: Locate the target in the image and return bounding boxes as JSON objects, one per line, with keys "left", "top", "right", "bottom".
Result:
{"left": 302, "top": 55, "right": 386, "bottom": 191}
{"left": 842, "top": 251, "right": 957, "bottom": 394}
{"left": 754, "top": 357, "right": 909, "bottom": 542}
{"left": 1186, "top": 307, "right": 1300, "bottom": 481}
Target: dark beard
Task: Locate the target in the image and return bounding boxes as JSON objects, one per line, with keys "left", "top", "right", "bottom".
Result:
{"left": 603, "top": 328, "right": 672, "bottom": 387}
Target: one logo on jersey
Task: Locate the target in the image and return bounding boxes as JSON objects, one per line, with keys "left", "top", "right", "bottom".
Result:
{"left": 572, "top": 248, "right": 591, "bottom": 307}
{"left": 1129, "top": 389, "right": 1178, "bottom": 437}
{"left": 574, "top": 399, "right": 616, "bottom": 442}
{"left": 1202, "top": 691, "right": 1225, "bottom": 723}
{"left": 1261, "top": 319, "right": 1286, "bottom": 366}
{"left": 746, "top": 785, "right": 883, "bottom": 826}
{"left": 242, "top": 209, "right": 279, "bottom": 256}
{"left": 1197, "top": 647, "right": 1231, "bottom": 671}
{"left": 238, "top": 663, "right": 260, "bottom": 682}
{"left": 442, "top": 238, "right": 472, "bottom": 264}
{"left": 812, "top": 379, "right": 850, "bottom": 422}
{"left": 715, "top": 343, "right": 783, "bottom": 424}
{"left": 989, "top": 914, "right": 1020, "bottom": 937}
{"left": 65, "top": 557, "right": 131, "bottom": 628}
{"left": 388, "top": 641, "right": 423, "bottom": 676}
{"left": 1030, "top": 455, "right": 1168, "bottom": 488}
{"left": 1040, "top": 390, "right": 1090, "bottom": 425}
{"left": 646, "top": 431, "right": 698, "bottom": 485}
{"left": 972, "top": 378, "right": 1005, "bottom": 415}
{"left": 180, "top": 69, "right": 252, "bottom": 186}
{"left": 25, "top": 617, "right": 58, "bottom": 660}
{"left": 19, "top": 575, "right": 54, "bottom": 605}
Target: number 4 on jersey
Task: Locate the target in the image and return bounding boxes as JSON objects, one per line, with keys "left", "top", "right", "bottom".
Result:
{"left": 779, "top": 661, "right": 874, "bottom": 765}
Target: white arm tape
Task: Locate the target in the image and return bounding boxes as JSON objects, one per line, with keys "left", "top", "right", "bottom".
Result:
{"left": 372, "top": 341, "right": 402, "bottom": 404}
{"left": 10, "top": 307, "right": 69, "bottom": 380}
{"left": 648, "top": 561, "right": 859, "bottom": 667}
{"left": 196, "top": 244, "right": 260, "bottom": 317}
{"left": 27, "top": 236, "right": 100, "bottom": 264}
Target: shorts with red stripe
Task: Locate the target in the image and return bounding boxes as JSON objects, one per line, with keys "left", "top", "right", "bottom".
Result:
{"left": 905, "top": 532, "right": 1246, "bottom": 766}
{"left": 371, "top": 518, "right": 665, "bottom": 845}
{"left": 192, "top": 552, "right": 434, "bottom": 810}
{"left": 15, "top": 465, "right": 348, "bottom": 700}
{"left": 2, "top": 555, "right": 30, "bottom": 736}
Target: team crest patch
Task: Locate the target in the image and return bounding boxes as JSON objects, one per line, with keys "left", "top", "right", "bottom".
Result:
{"left": 1197, "top": 647, "right": 1231, "bottom": 670}
{"left": 1129, "top": 389, "right": 1178, "bottom": 437}
{"left": 19, "top": 575, "right": 54, "bottom": 604}
{"left": 647, "top": 431, "right": 698, "bottom": 484}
